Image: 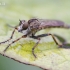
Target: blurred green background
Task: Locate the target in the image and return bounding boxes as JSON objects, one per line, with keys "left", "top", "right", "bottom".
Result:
{"left": 0, "top": 0, "right": 70, "bottom": 70}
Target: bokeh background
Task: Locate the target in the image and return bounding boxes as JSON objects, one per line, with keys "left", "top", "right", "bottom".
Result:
{"left": 0, "top": 0, "right": 70, "bottom": 70}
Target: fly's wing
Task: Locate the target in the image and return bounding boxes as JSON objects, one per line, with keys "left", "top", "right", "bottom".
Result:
{"left": 39, "top": 19, "right": 69, "bottom": 29}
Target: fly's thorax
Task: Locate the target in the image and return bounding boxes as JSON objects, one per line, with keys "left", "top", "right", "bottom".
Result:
{"left": 28, "top": 18, "right": 41, "bottom": 33}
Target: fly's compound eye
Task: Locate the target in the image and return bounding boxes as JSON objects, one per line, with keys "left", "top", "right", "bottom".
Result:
{"left": 22, "top": 23, "right": 28, "bottom": 30}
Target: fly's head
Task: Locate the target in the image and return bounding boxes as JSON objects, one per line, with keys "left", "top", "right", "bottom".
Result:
{"left": 17, "top": 20, "right": 28, "bottom": 32}
{"left": 17, "top": 19, "right": 40, "bottom": 35}
{"left": 16, "top": 20, "right": 29, "bottom": 35}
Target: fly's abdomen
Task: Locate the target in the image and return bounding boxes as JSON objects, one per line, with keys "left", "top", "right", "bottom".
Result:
{"left": 39, "top": 19, "right": 70, "bottom": 29}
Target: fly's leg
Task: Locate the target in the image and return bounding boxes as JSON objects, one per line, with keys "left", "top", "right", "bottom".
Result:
{"left": 48, "top": 34, "right": 62, "bottom": 47}
{"left": 36, "top": 33, "right": 62, "bottom": 47}
{"left": 0, "top": 29, "right": 16, "bottom": 44}
{"left": 32, "top": 38, "right": 40, "bottom": 58}
{"left": 4, "top": 35, "right": 27, "bottom": 52}
{"left": 30, "top": 35, "right": 40, "bottom": 58}
{"left": 54, "top": 34, "right": 70, "bottom": 48}
{"left": 54, "top": 34, "right": 66, "bottom": 43}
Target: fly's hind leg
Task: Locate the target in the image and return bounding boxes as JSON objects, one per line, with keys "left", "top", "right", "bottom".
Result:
{"left": 36, "top": 33, "right": 63, "bottom": 47}
{"left": 54, "top": 34, "right": 70, "bottom": 48}
{"left": 48, "top": 33, "right": 62, "bottom": 47}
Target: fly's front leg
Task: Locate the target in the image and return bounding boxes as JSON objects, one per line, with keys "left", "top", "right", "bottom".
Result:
{"left": 0, "top": 29, "right": 16, "bottom": 44}
{"left": 4, "top": 35, "right": 27, "bottom": 52}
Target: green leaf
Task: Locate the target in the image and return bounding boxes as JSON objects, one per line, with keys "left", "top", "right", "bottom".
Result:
{"left": 0, "top": 28, "right": 70, "bottom": 70}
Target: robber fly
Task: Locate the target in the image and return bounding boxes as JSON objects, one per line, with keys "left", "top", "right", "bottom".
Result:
{"left": 0, "top": 18, "right": 70, "bottom": 58}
